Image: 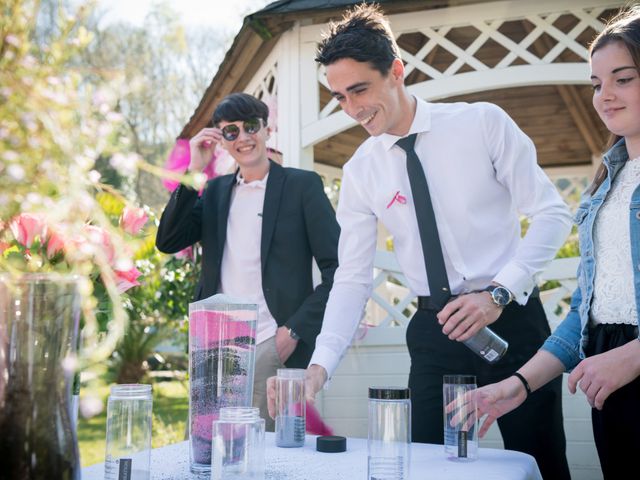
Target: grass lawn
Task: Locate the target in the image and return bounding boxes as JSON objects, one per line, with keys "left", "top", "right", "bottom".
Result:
{"left": 78, "top": 373, "right": 188, "bottom": 467}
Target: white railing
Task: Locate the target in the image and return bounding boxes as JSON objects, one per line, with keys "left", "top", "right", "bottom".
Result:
{"left": 361, "top": 250, "right": 579, "bottom": 342}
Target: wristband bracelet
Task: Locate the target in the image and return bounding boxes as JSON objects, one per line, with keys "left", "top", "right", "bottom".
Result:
{"left": 512, "top": 372, "right": 532, "bottom": 397}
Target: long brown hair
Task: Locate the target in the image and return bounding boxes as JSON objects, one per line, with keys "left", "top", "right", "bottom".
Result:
{"left": 587, "top": 5, "right": 640, "bottom": 195}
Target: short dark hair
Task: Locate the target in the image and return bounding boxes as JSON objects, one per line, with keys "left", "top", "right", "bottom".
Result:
{"left": 315, "top": 3, "right": 400, "bottom": 75}
{"left": 212, "top": 93, "right": 269, "bottom": 126}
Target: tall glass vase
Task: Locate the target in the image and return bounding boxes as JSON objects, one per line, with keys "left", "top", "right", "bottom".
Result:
{"left": 0, "top": 273, "right": 81, "bottom": 480}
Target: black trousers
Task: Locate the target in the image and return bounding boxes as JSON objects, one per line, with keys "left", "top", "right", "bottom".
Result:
{"left": 586, "top": 324, "right": 640, "bottom": 480}
{"left": 406, "top": 297, "right": 571, "bottom": 480}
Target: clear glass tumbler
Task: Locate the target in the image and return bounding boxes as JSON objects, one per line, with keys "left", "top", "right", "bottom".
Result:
{"left": 104, "top": 384, "right": 153, "bottom": 480}
{"left": 443, "top": 375, "right": 478, "bottom": 461}
{"left": 275, "top": 368, "right": 305, "bottom": 448}
{"left": 367, "top": 386, "right": 411, "bottom": 480}
{"left": 211, "top": 407, "right": 265, "bottom": 480}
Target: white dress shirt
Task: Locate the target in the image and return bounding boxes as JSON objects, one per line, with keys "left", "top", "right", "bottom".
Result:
{"left": 219, "top": 173, "right": 278, "bottom": 345}
{"left": 310, "top": 97, "right": 572, "bottom": 377}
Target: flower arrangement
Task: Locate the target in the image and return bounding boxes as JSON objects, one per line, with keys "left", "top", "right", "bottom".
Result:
{"left": 2, "top": 207, "right": 145, "bottom": 292}
{"left": 0, "top": 1, "right": 203, "bottom": 363}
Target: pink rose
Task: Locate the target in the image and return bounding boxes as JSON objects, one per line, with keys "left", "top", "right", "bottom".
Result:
{"left": 9, "top": 213, "right": 47, "bottom": 247}
{"left": 175, "top": 246, "right": 194, "bottom": 261}
{"left": 83, "top": 225, "right": 115, "bottom": 264}
{"left": 114, "top": 266, "right": 142, "bottom": 293}
{"left": 46, "top": 230, "right": 66, "bottom": 258}
{"left": 119, "top": 206, "right": 148, "bottom": 236}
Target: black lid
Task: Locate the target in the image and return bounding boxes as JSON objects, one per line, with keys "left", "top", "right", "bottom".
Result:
{"left": 316, "top": 435, "right": 347, "bottom": 453}
{"left": 443, "top": 375, "right": 476, "bottom": 385}
{"left": 368, "top": 387, "right": 411, "bottom": 400}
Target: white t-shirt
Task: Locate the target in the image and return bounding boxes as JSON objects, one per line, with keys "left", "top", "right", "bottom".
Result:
{"left": 219, "top": 173, "right": 278, "bottom": 344}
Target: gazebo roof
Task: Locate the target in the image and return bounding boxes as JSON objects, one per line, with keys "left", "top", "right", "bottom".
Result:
{"left": 178, "top": 0, "right": 451, "bottom": 139}
{"left": 180, "top": 0, "right": 617, "bottom": 172}
{"left": 256, "top": 0, "right": 372, "bottom": 14}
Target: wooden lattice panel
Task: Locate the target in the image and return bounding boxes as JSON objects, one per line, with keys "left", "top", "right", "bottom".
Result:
{"left": 313, "top": 2, "right": 620, "bottom": 122}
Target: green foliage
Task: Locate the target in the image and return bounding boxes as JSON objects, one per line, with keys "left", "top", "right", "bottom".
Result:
{"left": 81, "top": 1, "right": 227, "bottom": 166}
{"left": 555, "top": 225, "right": 580, "bottom": 258}
{"left": 0, "top": 0, "right": 125, "bottom": 222}
{"left": 1, "top": 1, "right": 207, "bottom": 374}
{"left": 0, "top": 0, "right": 156, "bottom": 363}
{"left": 97, "top": 210, "right": 199, "bottom": 382}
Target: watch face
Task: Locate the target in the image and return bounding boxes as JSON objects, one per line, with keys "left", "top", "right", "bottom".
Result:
{"left": 491, "top": 286, "right": 512, "bottom": 306}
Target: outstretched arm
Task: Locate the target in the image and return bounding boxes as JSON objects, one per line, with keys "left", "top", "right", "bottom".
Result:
{"left": 473, "top": 350, "right": 565, "bottom": 437}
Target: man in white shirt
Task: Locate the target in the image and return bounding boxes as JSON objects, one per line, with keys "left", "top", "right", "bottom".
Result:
{"left": 156, "top": 93, "right": 340, "bottom": 431}
{"left": 268, "top": 4, "right": 572, "bottom": 478}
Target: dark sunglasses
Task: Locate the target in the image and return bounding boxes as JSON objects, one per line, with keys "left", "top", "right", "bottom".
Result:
{"left": 220, "top": 118, "right": 263, "bottom": 141}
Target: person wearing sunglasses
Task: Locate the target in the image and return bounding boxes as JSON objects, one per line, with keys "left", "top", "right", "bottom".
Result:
{"left": 156, "top": 92, "right": 340, "bottom": 432}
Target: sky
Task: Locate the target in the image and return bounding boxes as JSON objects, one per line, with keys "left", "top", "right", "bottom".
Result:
{"left": 96, "top": 0, "right": 273, "bottom": 31}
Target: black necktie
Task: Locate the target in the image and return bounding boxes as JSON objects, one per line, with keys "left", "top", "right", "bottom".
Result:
{"left": 396, "top": 133, "right": 451, "bottom": 310}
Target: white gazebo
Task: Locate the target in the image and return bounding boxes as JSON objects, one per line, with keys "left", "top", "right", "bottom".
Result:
{"left": 180, "top": 2, "right": 625, "bottom": 478}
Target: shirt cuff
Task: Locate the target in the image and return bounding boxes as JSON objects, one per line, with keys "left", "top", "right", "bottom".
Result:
{"left": 309, "top": 344, "right": 343, "bottom": 383}
{"left": 493, "top": 263, "right": 537, "bottom": 305}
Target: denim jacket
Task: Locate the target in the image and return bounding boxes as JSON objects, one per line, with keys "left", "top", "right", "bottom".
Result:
{"left": 541, "top": 138, "right": 640, "bottom": 370}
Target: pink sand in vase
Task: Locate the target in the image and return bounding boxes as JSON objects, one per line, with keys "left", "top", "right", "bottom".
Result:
{"left": 188, "top": 298, "right": 257, "bottom": 473}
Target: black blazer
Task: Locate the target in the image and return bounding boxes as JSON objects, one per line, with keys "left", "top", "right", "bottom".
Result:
{"left": 156, "top": 161, "right": 340, "bottom": 368}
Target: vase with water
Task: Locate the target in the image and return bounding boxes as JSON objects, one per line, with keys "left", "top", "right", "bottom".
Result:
{"left": 0, "top": 273, "right": 81, "bottom": 480}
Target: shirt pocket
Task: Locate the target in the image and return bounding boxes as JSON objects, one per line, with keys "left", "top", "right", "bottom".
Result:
{"left": 376, "top": 189, "right": 413, "bottom": 235}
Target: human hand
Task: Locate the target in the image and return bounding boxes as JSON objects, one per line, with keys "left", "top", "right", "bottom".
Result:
{"left": 275, "top": 326, "right": 298, "bottom": 364}
{"left": 447, "top": 376, "right": 526, "bottom": 438}
{"left": 188, "top": 127, "right": 222, "bottom": 172}
{"left": 304, "top": 364, "right": 328, "bottom": 404}
{"left": 266, "top": 364, "right": 328, "bottom": 419}
{"left": 436, "top": 291, "right": 502, "bottom": 342}
{"left": 568, "top": 339, "right": 640, "bottom": 410}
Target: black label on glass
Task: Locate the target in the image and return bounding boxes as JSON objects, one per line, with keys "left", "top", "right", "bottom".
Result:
{"left": 118, "top": 458, "right": 132, "bottom": 480}
{"left": 458, "top": 431, "right": 468, "bottom": 458}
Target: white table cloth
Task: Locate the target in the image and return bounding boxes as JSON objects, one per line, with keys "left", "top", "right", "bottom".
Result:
{"left": 82, "top": 433, "right": 542, "bottom": 480}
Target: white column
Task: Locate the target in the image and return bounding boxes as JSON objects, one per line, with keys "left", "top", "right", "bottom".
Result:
{"left": 276, "top": 23, "right": 314, "bottom": 171}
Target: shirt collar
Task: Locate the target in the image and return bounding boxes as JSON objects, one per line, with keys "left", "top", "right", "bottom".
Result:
{"left": 379, "top": 96, "right": 432, "bottom": 151}
{"left": 235, "top": 171, "right": 269, "bottom": 188}
{"left": 604, "top": 137, "right": 629, "bottom": 166}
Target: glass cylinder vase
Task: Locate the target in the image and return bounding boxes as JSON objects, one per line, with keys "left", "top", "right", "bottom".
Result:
{"left": 0, "top": 273, "right": 81, "bottom": 480}
{"left": 188, "top": 295, "right": 257, "bottom": 474}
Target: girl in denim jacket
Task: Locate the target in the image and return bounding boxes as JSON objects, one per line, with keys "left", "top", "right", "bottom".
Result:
{"left": 469, "top": 7, "right": 640, "bottom": 479}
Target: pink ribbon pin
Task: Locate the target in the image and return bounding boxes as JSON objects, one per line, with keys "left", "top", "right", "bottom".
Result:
{"left": 386, "top": 191, "right": 407, "bottom": 209}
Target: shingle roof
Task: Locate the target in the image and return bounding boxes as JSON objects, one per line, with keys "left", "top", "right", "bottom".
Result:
{"left": 178, "top": 0, "right": 446, "bottom": 138}
{"left": 253, "top": 0, "right": 393, "bottom": 16}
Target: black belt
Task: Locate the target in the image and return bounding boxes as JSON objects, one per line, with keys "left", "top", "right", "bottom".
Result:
{"left": 417, "top": 295, "right": 455, "bottom": 311}
{"left": 417, "top": 286, "right": 540, "bottom": 311}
